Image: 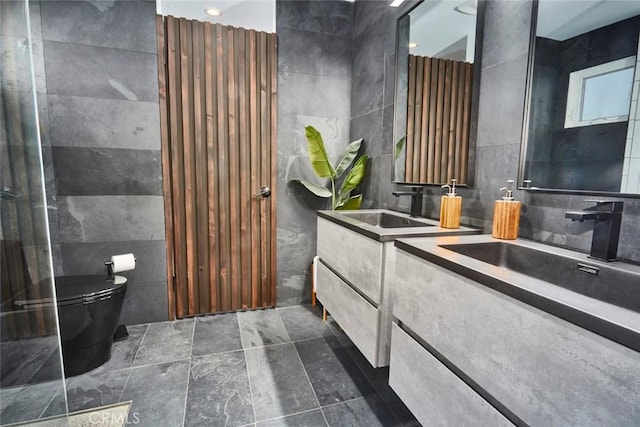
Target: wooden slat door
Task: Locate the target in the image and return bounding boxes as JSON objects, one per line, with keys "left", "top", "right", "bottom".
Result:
{"left": 157, "top": 16, "right": 277, "bottom": 319}
{"left": 405, "top": 55, "right": 473, "bottom": 184}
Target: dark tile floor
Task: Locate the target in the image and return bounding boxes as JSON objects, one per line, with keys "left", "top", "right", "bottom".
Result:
{"left": 3, "top": 305, "right": 419, "bottom": 426}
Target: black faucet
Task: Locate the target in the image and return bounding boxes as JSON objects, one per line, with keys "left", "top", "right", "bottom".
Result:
{"left": 392, "top": 186, "right": 423, "bottom": 218}
{"left": 565, "top": 200, "right": 623, "bottom": 261}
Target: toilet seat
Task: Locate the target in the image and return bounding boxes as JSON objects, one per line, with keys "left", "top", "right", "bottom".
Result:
{"left": 55, "top": 275, "right": 127, "bottom": 306}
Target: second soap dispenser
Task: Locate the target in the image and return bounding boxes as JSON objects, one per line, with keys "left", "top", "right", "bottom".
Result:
{"left": 492, "top": 180, "right": 521, "bottom": 240}
{"left": 440, "top": 179, "right": 462, "bottom": 229}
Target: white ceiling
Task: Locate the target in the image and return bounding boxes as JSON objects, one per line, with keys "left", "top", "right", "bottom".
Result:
{"left": 409, "top": 0, "right": 477, "bottom": 61}
{"left": 537, "top": 0, "right": 640, "bottom": 41}
{"left": 157, "top": 0, "right": 276, "bottom": 33}
{"left": 408, "top": 0, "right": 640, "bottom": 62}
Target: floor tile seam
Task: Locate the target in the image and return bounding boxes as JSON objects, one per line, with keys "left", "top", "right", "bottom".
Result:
{"left": 290, "top": 338, "right": 328, "bottom": 426}
{"left": 248, "top": 407, "right": 328, "bottom": 426}
{"left": 242, "top": 344, "right": 259, "bottom": 426}
{"left": 0, "top": 385, "right": 23, "bottom": 413}
{"left": 115, "top": 367, "right": 134, "bottom": 406}
{"left": 274, "top": 309, "right": 294, "bottom": 344}
{"left": 188, "top": 316, "right": 196, "bottom": 360}
{"left": 130, "top": 323, "right": 150, "bottom": 364}
{"left": 129, "top": 356, "right": 191, "bottom": 370}
{"left": 37, "top": 383, "right": 63, "bottom": 419}
{"left": 191, "top": 346, "right": 245, "bottom": 359}
{"left": 242, "top": 334, "right": 334, "bottom": 351}
{"left": 180, "top": 357, "right": 193, "bottom": 427}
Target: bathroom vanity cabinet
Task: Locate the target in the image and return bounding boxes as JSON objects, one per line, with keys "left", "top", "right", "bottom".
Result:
{"left": 315, "top": 210, "right": 480, "bottom": 367}
{"left": 316, "top": 217, "right": 394, "bottom": 367}
{"left": 389, "top": 240, "right": 640, "bottom": 426}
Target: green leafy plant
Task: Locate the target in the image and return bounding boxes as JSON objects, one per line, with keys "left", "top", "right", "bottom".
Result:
{"left": 293, "top": 125, "right": 368, "bottom": 210}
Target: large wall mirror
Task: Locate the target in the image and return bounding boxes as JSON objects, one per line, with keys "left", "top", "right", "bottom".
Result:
{"left": 393, "top": 0, "right": 483, "bottom": 185}
{"left": 520, "top": 0, "right": 640, "bottom": 195}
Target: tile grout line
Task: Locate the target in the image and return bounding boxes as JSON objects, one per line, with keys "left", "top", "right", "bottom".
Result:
{"left": 118, "top": 322, "right": 152, "bottom": 406}
{"left": 277, "top": 310, "right": 329, "bottom": 427}
{"left": 180, "top": 357, "right": 193, "bottom": 427}
{"left": 130, "top": 323, "right": 150, "bottom": 365}
{"left": 238, "top": 313, "right": 259, "bottom": 425}
{"left": 246, "top": 406, "right": 325, "bottom": 426}
{"left": 179, "top": 317, "right": 197, "bottom": 426}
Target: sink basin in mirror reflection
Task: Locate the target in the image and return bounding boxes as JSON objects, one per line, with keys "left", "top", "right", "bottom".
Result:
{"left": 439, "top": 241, "right": 640, "bottom": 313}
{"left": 338, "top": 211, "right": 434, "bottom": 228}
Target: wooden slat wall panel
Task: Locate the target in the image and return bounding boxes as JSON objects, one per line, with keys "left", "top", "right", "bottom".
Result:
{"left": 405, "top": 55, "right": 473, "bottom": 185}
{"left": 158, "top": 16, "right": 277, "bottom": 318}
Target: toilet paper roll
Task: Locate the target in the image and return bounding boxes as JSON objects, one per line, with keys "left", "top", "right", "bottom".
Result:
{"left": 111, "top": 253, "right": 136, "bottom": 273}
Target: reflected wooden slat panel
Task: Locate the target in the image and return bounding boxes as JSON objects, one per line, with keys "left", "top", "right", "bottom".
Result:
{"left": 405, "top": 55, "right": 474, "bottom": 185}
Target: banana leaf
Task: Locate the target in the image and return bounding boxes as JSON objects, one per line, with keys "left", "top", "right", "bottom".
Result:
{"left": 395, "top": 136, "right": 406, "bottom": 159}
{"left": 305, "top": 126, "right": 335, "bottom": 178}
{"left": 294, "top": 180, "right": 332, "bottom": 197}
{"left": 338, "top": 155, "right": 368, "bottom": 196}
{"left": 336, "top": 194, "right": 363, "bottom": 210}
{"left": 335, "top": 139, "right": 363, "bottom": 179}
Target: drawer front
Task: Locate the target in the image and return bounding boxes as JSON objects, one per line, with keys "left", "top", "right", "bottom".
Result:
{"left": 393, "top": 251, "right": 640, "bottom": 426}
{"left": 317, "top": 218, "right": 383, "bottom": 304}
{"left": 317, "top": 260, "right": 379, "bottom": 366}
{"left": 389, "top": 323, "right": 512, "bottom": 426}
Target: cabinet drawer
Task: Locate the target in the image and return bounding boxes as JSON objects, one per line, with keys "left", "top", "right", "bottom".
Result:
{"left": 389, "top": 323, "right": 511, "bottom": 426}
{"left": 316, "top": 260, "right": 379, "bottom": 366}
{"left": 393, "top": 251, "right": 640, "bottom": 426}
{"left": 317, "top": 218, "right": 383, "bottom": 304}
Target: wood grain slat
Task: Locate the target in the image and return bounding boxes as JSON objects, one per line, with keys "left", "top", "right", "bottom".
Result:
{"left": 259, "top": 32, "right": 269, "bottom": 307}
{"left": 412, "top": 56, "right": 424, "bottom": 180}
{"left": 461, "top": 63, "right": 473, "bottom": 184}
{"left": 226, "top": 26, "right": 240, "bottom": 311}
{"left": 237, "top": 28, "right": 251, "bottom": 309}
{"left": 454, "top": 60, "right": 465, "bottom": 180}
{"left": 269, "top": 33, "right": 278, "bottom": 307}
{"left": 180, "top": 18, "right": 199, "bottom": 316}
{"left": 156, "top": 16, "right": 176, "bottom": 319}
{"left": 204, "top": 21, "right": 219, "bottom": 313}
{"left": 419, "top": 57, "right": 431, "bottom": 183}
{"left": 166, "top": 16, "right": 188, "bottom": 318}
{"left": 427, "top": 57, "right": 438, "bottom": 183}
{"left": 192, "top": 20, "right": 210, "bottom": 315}
{"left": 248, "top": 30, "right": 260, "bottom": 308}
{"left": 405, "top": 55, "right": 416, "bottom": 182}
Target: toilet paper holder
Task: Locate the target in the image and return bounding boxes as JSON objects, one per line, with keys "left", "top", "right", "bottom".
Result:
{"left": 105, "top": 254, "right": 137, "bottom": 281}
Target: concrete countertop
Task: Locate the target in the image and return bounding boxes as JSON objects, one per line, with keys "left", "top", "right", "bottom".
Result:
{"left": 317, "top": 209, "right": 482, "bottom": 242}
{"left": 394, "top": 234, "right": 640, "bottom": 353}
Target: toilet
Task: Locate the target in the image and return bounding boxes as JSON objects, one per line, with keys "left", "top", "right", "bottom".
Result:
{"left": 55, "top": 275, "right": 127, "bottom": 377}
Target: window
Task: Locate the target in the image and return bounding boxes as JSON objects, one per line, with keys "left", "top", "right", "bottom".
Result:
{"left": 564, "top": 56, "right": 635, "bottom": 128}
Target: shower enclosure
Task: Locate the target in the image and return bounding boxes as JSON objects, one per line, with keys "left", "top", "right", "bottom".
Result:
{"left": 0, "top": 0, "right": 68, "bottom": 424}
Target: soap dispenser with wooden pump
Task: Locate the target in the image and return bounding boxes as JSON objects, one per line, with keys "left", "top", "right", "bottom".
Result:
{"left": 492, "top": 180, "right": 521, "bottom": 240}
{"left": 440, "top": 179, "right": 462, "bottom": 229}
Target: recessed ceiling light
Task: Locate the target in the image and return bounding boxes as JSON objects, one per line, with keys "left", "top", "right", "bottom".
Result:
{"left": 408, "top": 42, "right": 419, "bottom": 49}
{"left": 390, "top": 0, "right": 405, "bottom": 7}
{"left": 205, "top": 8, "right": 221, "bottom": 17}
{"left": 454, "top": 0, "right": 477, "bottom": 16}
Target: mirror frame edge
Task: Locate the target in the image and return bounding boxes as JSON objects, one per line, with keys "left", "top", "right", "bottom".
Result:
{"left": 517, "top": 0, "right": 640, "bottom": 199}
{"left": 391, "top": 0, "right": 487, "bottom": 188}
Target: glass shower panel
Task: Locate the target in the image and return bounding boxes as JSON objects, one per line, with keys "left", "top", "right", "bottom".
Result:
{"left": 0, "top": 1, "right": 68, "bottom": 425}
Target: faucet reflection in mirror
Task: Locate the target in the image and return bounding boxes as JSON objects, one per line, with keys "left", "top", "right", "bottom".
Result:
{"left": 521, "top": 0, "right": 640, "bottom": 194}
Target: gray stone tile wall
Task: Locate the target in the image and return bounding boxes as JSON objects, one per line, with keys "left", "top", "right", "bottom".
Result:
{"left": 352, "top": 0, "right": 640, "bottom": 263}
{"left": 38, "top": 0, "right": 167, "bottom": 323}
{"left": 276, "top": 0, "right": 354, "bottom": 306}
